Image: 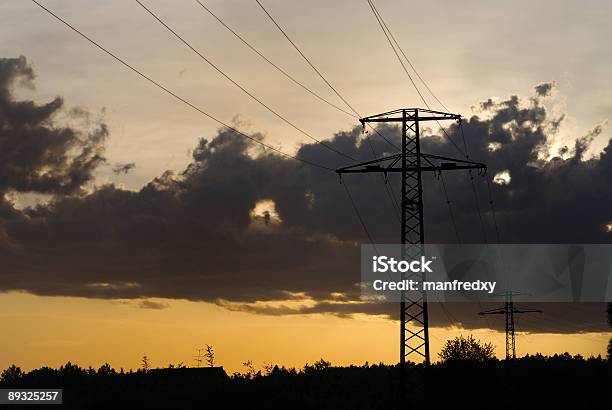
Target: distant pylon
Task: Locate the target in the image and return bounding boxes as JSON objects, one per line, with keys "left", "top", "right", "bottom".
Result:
{"left": 193, "top": 347, "right": 205, "bottom": 368}
{"left": 479, "top": 291, "right": 542, "bottom": 359}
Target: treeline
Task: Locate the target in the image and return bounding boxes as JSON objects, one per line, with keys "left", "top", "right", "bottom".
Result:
{"left": 1, "top": 354, "right": 610, "bottom": 409}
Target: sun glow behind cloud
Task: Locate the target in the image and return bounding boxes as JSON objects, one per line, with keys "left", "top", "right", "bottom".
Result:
{"left": 250, "top": 199, "right": 282, "bottom": 225}
{"left": 493, "top": 170, "right": 512, "bottom": 186}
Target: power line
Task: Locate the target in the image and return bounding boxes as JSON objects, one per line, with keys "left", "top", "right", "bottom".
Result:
{"left": 134, "top": 0, "right": 358, "bottom": 163}
{"left": 142, "top": 0, "right": 403, "bottom": 243}
{"left": 468, "top": 169, "right": 488, "bottom": 243}
{"left": 342, "top": 180, "right": 376, "bottom": 247}
{"left": 360, "top": 130, "right": 400, "bottom": 223}
{"left": 365, "top": 0, "right": 466, "bottom": 158}
{"left": 485, "top": 175, "right": 502, "bottom": 243}
{"left": 365, "top": 0, "right": 427, "bottom": 109}
{"left": 367, "top": 0, "right": 510, "bottom": 360}
{"left": 255, "top": 0, "right": 359, "bottom": 116}
{"left": 453, "top": 122, "right": 508, "bottom": 344}
{"left": 457, "top": 120, "right": 507, "bottom": 347}
{"left": 254, "top": 0, "right": 398, "bottom": 151}
{"left": 386, "top": 176, "right": 401, "bottom": 216}
{"left": 35, "top": 0, "right": 397, "bottom": 245}
{"left": 438, "top": 173, "right": 461, "bottom": 243}
{"left": 365, "top": 0, "right": 503, "bottom": 350}
{"left": 251, "top": 0, "right": 401, "bottom": 228}
{"left": 361, "top": 135, "right": 400, "bottom": 223}
{"left": 455, "top": 122, "right": 488, "bottom": 243}
{"left": 367, "top": 0, "right": 449, "bottom": 112}
{"left": 193, "top": 0, "right": 357, "bottom": 119}
{"left": 383, "top": 178, "right": 401, "bottom": 223}
{"left": 437, "top": 172, "right": 504, "bottom": 343}
{"left": 438, "top": 181, "right": 502, "bottom": 342}
{"left": 343, "top": 177, "right": 405, "bottom": 290}
{"left": 30, "top": 0, "right": 334, "bottom": 172}
{"left": 34, "top": 0, "right": 391, "bottom": 287}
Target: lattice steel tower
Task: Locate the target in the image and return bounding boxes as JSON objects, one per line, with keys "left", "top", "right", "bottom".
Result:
{"left": 337, "top": 108, "right": 486, "bottom": 365}
{"left": 479, "top": 291, "right": 542, "bottom": 359}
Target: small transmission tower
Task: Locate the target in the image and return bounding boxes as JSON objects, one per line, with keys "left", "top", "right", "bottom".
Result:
{"left": 479, "top": 291, "right": 542, "bottom": 359}
{"left": 193, "top": 347, "right": 205, "bottom": 368}
{"left": 337, "top": 108, "right": 486, "bottom": 365}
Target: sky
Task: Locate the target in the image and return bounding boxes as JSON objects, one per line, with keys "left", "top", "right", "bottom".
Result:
{"left": 2, "top": 0, "right": 611, "bottom": 189}
{"left": 0, "top": 0, "right": 611, "bottom": 373}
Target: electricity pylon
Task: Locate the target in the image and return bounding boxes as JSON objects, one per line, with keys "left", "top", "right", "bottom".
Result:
{"left": 479, "top": 291, "right": 542, "bottom": 359}
{"left": 336, "top": 108, "right": 486, "bottom": 366}
{"left": 193, "top": 347, "right": 205, "bottom": 368}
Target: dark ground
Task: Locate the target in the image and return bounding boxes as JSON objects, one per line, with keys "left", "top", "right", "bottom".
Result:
{"left": 1, "top": 355, "right": 609, "bottom": 409}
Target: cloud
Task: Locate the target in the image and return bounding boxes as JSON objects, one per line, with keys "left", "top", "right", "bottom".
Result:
{"left": 219, "top": 299, "right": 609, "bottom": 334}
{"left": 0, "top": 61, "right": 610, "bottom": 333}
{"left": 534, "top": 81, "right": 555, "bottom": 97}
{"left": 138, "top": 299, "right": 169, "bottom": 309}
{"left": 112, "top": 162, "right": 136, "bottom": 175}
{"left": 0, "top": 56, "right": 108, "bottom": 195}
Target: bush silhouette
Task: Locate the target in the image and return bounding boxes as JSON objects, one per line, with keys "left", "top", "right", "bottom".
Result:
{"left": 1, "top": 365, "right": 24, "bottom": 383}
{"left": 438, "top": 334, "right": 495, "bottom": 363}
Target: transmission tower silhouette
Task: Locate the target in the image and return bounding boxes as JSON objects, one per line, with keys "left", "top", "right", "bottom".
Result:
{"left": 336, "top": 108, "right": 486, "bottom": 366}
{"left": 193, "top": 347, "right": 205, "bottom": 368}
{"left": 479, "top": 291, "right": 542, "bottom": 359}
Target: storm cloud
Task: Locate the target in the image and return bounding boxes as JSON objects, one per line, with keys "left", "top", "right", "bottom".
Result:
{"left": 0, "top": 58, "right": 610, "bottom": 333}
{"left": 0, "top": 56, "right": 108, "bottom": 195}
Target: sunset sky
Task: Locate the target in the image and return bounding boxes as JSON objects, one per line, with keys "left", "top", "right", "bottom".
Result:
{"left": 1, "top": 0, "right": 611, "bottom": 374}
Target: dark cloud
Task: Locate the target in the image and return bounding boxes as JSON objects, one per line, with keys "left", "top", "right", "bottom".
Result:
{"left": 0, "top": 62, "right": 610, "bottom": 334}
{"left": 220, "top": 300, "right": 609, "bottom": 334}
{"left": 112, "top": 162, "right": 136, "bottom": 175}
{"left": 0, "top": 56, "right": 108, "bottom": 195}
{"left": 535, "top": 81, "right": 555, "bottom": 97}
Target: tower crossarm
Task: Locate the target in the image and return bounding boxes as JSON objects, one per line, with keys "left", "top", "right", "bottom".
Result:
{"left": 336, "top": 153, "right": 486, "bottom": 175}
{"left": 478, "top": 308, "right": 507, "bottom": 315}
{"left": 359, "top": 108, "right": 462, "bottom": 123}
{"left": 512, "top": 308, "right": 543, "bottom": 314}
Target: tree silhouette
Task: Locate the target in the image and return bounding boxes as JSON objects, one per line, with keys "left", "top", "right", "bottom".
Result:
{"left": 242, "top": 360, "right": 257, "bottom": 378}
{"left": 205, "top": 345, "right": 215, "bottom": 367}
{"left": 141, "top": 355, "right": 150, "bottom": 372}
{"left": 305, "top": 359, "right": 331, "bottom": 373}
{"left": 439, "top": 335, "right": 495, "bottom": 363}
{"left": 97, "top": 363, "right": 115, "bottom": 376}
{"left": 0, "top": 365, "right": 24, "bottom": 383}
{"left": 1, "top": 355, "right": 608, "bottom": 409}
